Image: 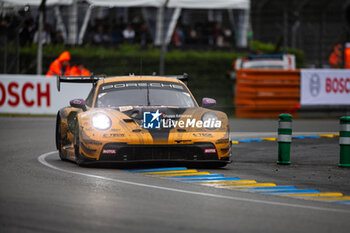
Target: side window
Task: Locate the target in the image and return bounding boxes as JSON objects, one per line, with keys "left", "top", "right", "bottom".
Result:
{"left": 85, "top": 86, "right": 96, "bottom": 107}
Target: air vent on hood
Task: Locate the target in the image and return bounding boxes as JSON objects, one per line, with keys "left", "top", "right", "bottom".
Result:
{"left": 123, "top": 119, "right": 134, "bottom": 123}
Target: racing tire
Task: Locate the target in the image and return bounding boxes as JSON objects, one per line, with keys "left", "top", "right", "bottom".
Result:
{"left": 55, "top": 114, "right": 67, "bottom": 161}
{"left": 74, "top": 120, "right": 86, "bottom": 166}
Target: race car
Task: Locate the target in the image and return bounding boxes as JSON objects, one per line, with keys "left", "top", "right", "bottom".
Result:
{"left": 55, "top": 74, "right": 231, "bottom": 167}
{"left": 228, "top": 54, "right": 296, "bottom": 79}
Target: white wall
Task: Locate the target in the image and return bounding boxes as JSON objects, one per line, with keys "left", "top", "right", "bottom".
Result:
{"left": 0, "top": 75, "right": 91, "bottom": 114}
{"left": 301, "top": 69, "right": 350, "bottom": 105}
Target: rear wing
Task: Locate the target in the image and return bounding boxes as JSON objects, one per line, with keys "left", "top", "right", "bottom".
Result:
{"left": 57, "top": 73, "right": 189, "bottom": 91}
{"left": 164, "top": 73, "right": 189, "bottom": 85}
{"left": 57, "top": 75, "right": 105, "bottom": 92}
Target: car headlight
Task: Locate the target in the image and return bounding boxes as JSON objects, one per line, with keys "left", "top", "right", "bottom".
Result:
{"left": 201, "top": 112, "right": 219, "bottom": 129}
{"left": 92, "top": 113, "right": 111, "bottom": 130}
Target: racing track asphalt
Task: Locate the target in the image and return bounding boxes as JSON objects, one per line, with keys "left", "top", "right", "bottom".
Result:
{"left": 0, "top": 117, "right": 349, "bottom": 233}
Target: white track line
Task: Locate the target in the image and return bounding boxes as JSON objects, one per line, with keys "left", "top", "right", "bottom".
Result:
{"left": 38, "top": 151, "right": 350, "bottom": 214}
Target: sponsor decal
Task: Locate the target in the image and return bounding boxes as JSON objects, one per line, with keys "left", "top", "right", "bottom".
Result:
{"left": 193, "top": 133, "right": 213, "bottom": 137}
{"left": 204, "top": 148, "right": 217, "bottom": 154}
{"left": 110, "top": 128, "right": 121, "bottom": 132}
{"left": 325, "top": 77, "right": 350, "bottom": 93}
{"left": 102, "top": 149, "right": 117, "bottom": 154}
{"left": 143, "top": 110, "right": 161, "bottom": 129}
{"left": 301, "top": 70, "right": 350, "bottom": 105}
{"left": 103, "top": 133, "right": 125, "bottom": 138}
{"left": 142, "top": 110, "right": 222, "bottom": 129}
{"left": 309, "top": 74, "right": 321, "bottom": 97}
{"left": 162, "top": 114, "right": 192, "bottom": 118}
{"left": 0, "top": 75, "right": 93, "bottom": 114}
{"left": 0, "top": 81, "right": 50, "bottom": 107}
{"left": 162, "top": 118, "right": 221, "bottom": 129}
{"left": 119, "top": 106, "right": 133, "bottom": 112}
{"left": 102, "top": 82, "right": 184, "bottom": 91}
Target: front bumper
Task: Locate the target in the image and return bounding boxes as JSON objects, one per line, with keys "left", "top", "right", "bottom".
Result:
{"left": 97, "top": 142, "right": 230, "bottom": 163}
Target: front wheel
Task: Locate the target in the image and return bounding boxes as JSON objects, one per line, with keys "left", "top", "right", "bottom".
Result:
{"left": 74, "top": 121, "right": 86, "bottom": 166}
{"left": 56, "top": 114, "right": 66, "bottom": 161}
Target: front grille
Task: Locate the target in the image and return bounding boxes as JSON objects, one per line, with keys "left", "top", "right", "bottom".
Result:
{"left": 99, "top": 143, "right": 218, "bottom": 161}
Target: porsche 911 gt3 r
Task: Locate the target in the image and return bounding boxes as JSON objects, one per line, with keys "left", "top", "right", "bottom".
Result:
{"left": 55, "top": 75, "right": 231, "bottom": 167}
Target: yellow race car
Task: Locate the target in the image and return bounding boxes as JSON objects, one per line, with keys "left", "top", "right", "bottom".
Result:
{"left": 55, "top": 75, "right": 231, "bottom": 167}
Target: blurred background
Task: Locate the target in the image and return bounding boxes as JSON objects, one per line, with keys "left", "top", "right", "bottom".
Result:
{"left": 0, "top": 0, "right": 349, "bottom": 117}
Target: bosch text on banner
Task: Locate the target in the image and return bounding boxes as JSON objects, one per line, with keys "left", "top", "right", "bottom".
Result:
{"left": 0, "top": 75, "right": 91, "bottom": 114}
{"left": 300, "top": 69, "right": 350, "bottom": 105}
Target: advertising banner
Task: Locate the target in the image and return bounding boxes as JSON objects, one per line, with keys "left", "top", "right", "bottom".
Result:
{"left": 301, "top": 69, "right": 350, "bottom": 105}
{"left": 0, "top": 75, "right": 91, "bottom": 114}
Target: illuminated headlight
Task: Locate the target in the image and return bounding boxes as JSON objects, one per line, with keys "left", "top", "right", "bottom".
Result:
{"left": 92, "top": 113, "right": 111, "bottom": 130}
{"left": 201, "top": 112, "right": 219, "bottom": 129}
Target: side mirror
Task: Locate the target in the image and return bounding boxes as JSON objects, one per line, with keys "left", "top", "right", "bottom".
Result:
{"left": 70, "top": 98, "right": 87, "bottom": 111}
{"left": 202, "top": 97, "right": 216, "bottom": 108}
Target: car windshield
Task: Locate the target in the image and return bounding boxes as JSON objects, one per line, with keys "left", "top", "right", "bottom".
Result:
{"left": 95, "top": 81, "right": 196, "bottom": 108}
{"left": 242, "top": 60, "right": 285, "bottom": 69}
